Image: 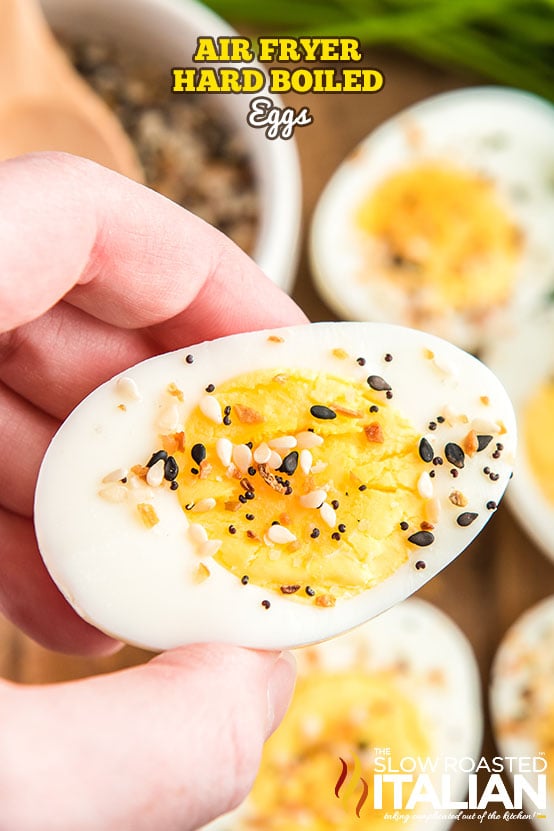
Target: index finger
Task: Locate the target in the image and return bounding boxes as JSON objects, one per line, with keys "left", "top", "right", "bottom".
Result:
{"left": 0, "top": 152, "right": 307, "bottom": 338}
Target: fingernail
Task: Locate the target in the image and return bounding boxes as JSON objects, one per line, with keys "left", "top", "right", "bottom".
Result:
{"left": 266, "top": 651, "right": 296, "bottom": 738}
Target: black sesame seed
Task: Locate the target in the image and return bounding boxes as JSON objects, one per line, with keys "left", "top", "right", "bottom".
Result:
{"left": 147, "top": 449, "right": 168, "bottom": 468}
{"left": 261, "top": 600, "right": 271, "bottom": 609}
{"left": 358, "top": 484, "right": 367, "bottom": 491}
{"left": 310, "top": 405, "right": 337, "bottom": 420}
{"left": 205, "top": 384, "right": 215, "bottom": 393}
{"left": 191, "top": 467, "right": 199, "bottom": 475}
{"left": 246, "top": 513, "right": 255, "bottom": 520}
{"left": 407, "top": 531, "right": 435, "bottom": 547}
{"left": 224, "top": 405, "right": 231, "bottom": 415}
{"left": 121, "top": 477, "right": 128, "bottom": 483}
{"left": 241, "top": 575, "right": 249, "bottom": 585}
{"left": 492, "top": 451, "right": 501, "bottom": 459}
{"left": 400, "top": 521, "right": 409, "bottom": 531}
{"left": 164, "top": 456, "right": 179, "bottom": 481}
{"left": 477, "top": 435, "right": 493, "bottom": 452}
{"left": 185, "top": 354, "right": 194, "bottom": 364}
{"left": 367, "top": 375, "right": 391, "bottom": 391}
{"left": 487, "top": 501, "right": 497, "bottom": 510}
{"left": 457, "top": 512, "right": 478, "bottom": 527}
{"left": 386, "top": 391, "right": 393, "bottom": 399}
{"left": 384, "top": 353, "right": 393, "bottom": 362}
{"left": 331, "top": 500, "right": 340, "bottom": 510}
{"left": 429, "top": 470, "right": 436, "bottom": 478}
{"left": 451, "top": 469, "right": 459, "bottom": 478}
{"left": 228, "top": 525, "right": 237, "bottom": 534}
{"left": 332, "top": 532, "right": 341, "bottom": 541}
{"left": 310, "top": 528, "right": 320, "bottom": 539}
{"left": 445, "top": 443, "right": 465, "bottom": 469}
{"left": 483, "top": 467, "right": 491, "bottom": 475}
{"left": 245, "top": 491, "right": 255, "bottom": 500}
{"left": 306, "top": 586, "right": 316, "bottom": 597}
{"left": 280, "top": 585, "right": 301, "bottom": 594}
{"left": 223, "top": 416, "right": 231, "bottom": 425}
{"left": 246, "top": 442, "right": 253, "bottom": 449}
{"left": 432, "top": 457, "right": 443, "bottom": 466}
{"left": 238, "top": 494, "right": 247, "bottom": 504}
{"left": 271, "top": 520, "right": 280, "bottom": 525}
{"left": 248, "top": 466, "right": 257, "bottom": 476}
{"left": 490, "top": 472, "right": 500, "bottom": 481}
{"left": 369, "top": 405, "right": 379, "bottom": 413}
{"left": 338, "top": 523, "right": 346, "bottom": 533}
{"left": 437, "top": 416, "right": 445, "bottom": 423}
{"left": 496, "top": 443, "right": 504, "bottom": 451}
{"left": 170, "top": 481, "right": 179, "bottom": 491}
{"left": 428, "top": 421, "right": 437, "bottom": 431}
{"left": 356, "top": 357, "right": 366, "bottom": 366}
{"left": 278, "top": 451, "right": 299, "bottom": 475}
{"left": 185, "top": 503, "right": 194, "bottom": 510}
{"left": 415, "top": 560, "right": 426, "bottom": 570}
{"left": 419, "top": 438, "right": 434, "bottom": 463}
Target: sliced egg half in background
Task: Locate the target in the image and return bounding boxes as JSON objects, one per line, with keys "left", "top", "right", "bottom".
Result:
{"left": 310, "top": 87, "right": 554, "bottom": 353}
{"left": 202, "top": 598, "right": 483, "bottom": 831}
{"left": 482, "top": 308, "right": 554, "bottom": 563}
{"left": 34, "top": 322, "right": 515, "bottom": 651}
{"left": 490, "top": 596, "right": 554, "bottom": 830}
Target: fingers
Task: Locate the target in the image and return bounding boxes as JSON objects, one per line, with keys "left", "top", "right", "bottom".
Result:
{"left": 0, "top": 645, "right": 296, "bottom": 831}
{"left": 0, "top": 508, "right": 119, "bottom": 655}
{"left": 0, "top": 302, "right": 153, "bottom": 421}
{"left": 0, "top": 152, "right": 307, "bottom": 338}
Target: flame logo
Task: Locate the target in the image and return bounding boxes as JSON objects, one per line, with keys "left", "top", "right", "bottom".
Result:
{"left": 335, "top": 754, "right": 369, "bottom": 818}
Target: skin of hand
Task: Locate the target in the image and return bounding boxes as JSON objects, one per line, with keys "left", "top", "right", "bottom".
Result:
{"left": 0, "top": 152, "right": 306, "bottom": 831}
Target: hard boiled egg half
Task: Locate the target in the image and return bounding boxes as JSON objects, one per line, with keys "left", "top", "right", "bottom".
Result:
{"left": 482, "top": 308, "right": 554, "bottom": 563}
{"left": 203, "top": 598, "right": 483, "bottom": 831}
{"left": 490, "top": 596, "right": 554, "bottom": 829}
{"left": 311, "top": 87, "right": 554, "bottom": 352}
{"left": 35, "top": 322, "right": 515, "bottom": 650}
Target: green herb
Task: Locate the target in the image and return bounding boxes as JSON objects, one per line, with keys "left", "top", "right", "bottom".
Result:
{"left": 203, "top": 0, "right": 554, "bottom": 100}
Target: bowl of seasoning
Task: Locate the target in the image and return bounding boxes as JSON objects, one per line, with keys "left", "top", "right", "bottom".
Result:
{"left": 41, "top": 0, "right": 302, "bottom": 292}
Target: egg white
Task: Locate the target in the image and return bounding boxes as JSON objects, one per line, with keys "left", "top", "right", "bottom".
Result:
{"left": 482, "top": 308, "right": 554, "bottom": 563}
{"left": 490, "top": 596, "right": 554, "bottom": 830}
{"left": 34, "top": 322, "right": 515, "bottom": 650}
{"left": 310, "top": 87, "right": 554, "bottom": 352}
{"left": 203, "top": 598, "right": 483, "bottom": 831}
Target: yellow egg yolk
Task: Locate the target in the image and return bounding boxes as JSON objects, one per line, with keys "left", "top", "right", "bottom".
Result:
{"left": 243, "top": 669, "right": 430, "bottom": 830}
{"left": 356, "top": 163, "right": 521, "bottom": 315}
{"left": 175, "top": 368, "right": 430, "bottom": 604}
{"left": 523, "top": 379, "right": 554, "bottom": 506}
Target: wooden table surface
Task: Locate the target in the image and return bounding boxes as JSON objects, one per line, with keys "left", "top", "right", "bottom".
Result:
{"left": 1, "top": 46, "right": 552, "bottom": 830}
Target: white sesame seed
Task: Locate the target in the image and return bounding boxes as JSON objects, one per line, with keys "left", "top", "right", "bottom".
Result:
{"left": 311, "top": 461, "right": 328, "bottom": 474}
{"left": 471, "top": 417, "right": 501, "bottom": 434}
{"left": 268, "top": 451, "right": 283, "bottom": 470}
{"left": 102, "top": 468, "right": 128, "bottom": 484}
{"left": 156, "top": 403, "right": 181, "bottom": 433}
{"left": 299, "top": 449, "right": 313, "bottom": 475}
{"left": 296, "top": 431, "right": 324, "bottom": 450}
{"left": 191, "top": 498, "right": 217, "bottom": 513}
{"left": 216, "top": 437, "right": 233, "bottom": 467}
{"left": 199, "top": 395, "right": 223, "bottom": 424}
{"left": 417, "top": 472, "right": 434, "bottom": 499}
{"left": 267, "top": 525, "right": 297, "bottom": 544}
{"left": 146, "top": 459, "right": 165, "bottom": 487}
{"left": 319, "top": 502, "right": 337, "bottom": 528}
{"left": 253, "top": 442, "right": 272, "bottom": 464}
{"left": 300, "top": 489, "right": 327, "bottom": 509}
{"left": 189, "top": 523, "right": 208, "bottom": 544}
{"left": 116, "top": 376, "right": 141, "bottom": 401}
{"left": 232, "top": 444, "right": 253, "bottom": 472}
{"left": 200, "top": 539, "right": 222, "bottom": 558}
{"left": 98, "top": 484, "right": 128, "bottom": 503}
{"left": 268, "top": 435, "right": 297, "bottom": 450}
{"left": 433, "top": 354, "right": 458, "bottom": 378}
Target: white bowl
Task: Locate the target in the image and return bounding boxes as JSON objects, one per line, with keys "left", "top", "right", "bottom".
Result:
{"left": 41, "top": 0, "right": 302, "bottom": 292}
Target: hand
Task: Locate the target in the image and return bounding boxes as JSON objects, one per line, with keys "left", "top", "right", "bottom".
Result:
{"left": 0, "top": 152, "right": 303, "bottom": 830}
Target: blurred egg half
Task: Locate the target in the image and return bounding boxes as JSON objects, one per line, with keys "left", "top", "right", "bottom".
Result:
{"left": 310, "top": 87, "right": 554, "bottom": 352}
{"left": 203, "top": 598, "right": 482, "bottom": 831}
{"left": 490, "top": 596, "right": 554, "bottom": 830}
{"left": 482, "top": 308, "right": 554, "bottom": 563}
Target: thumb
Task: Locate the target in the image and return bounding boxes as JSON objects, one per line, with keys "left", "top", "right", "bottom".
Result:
{"left": 0, "top": 644, "right": 296, "bottom": 831}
